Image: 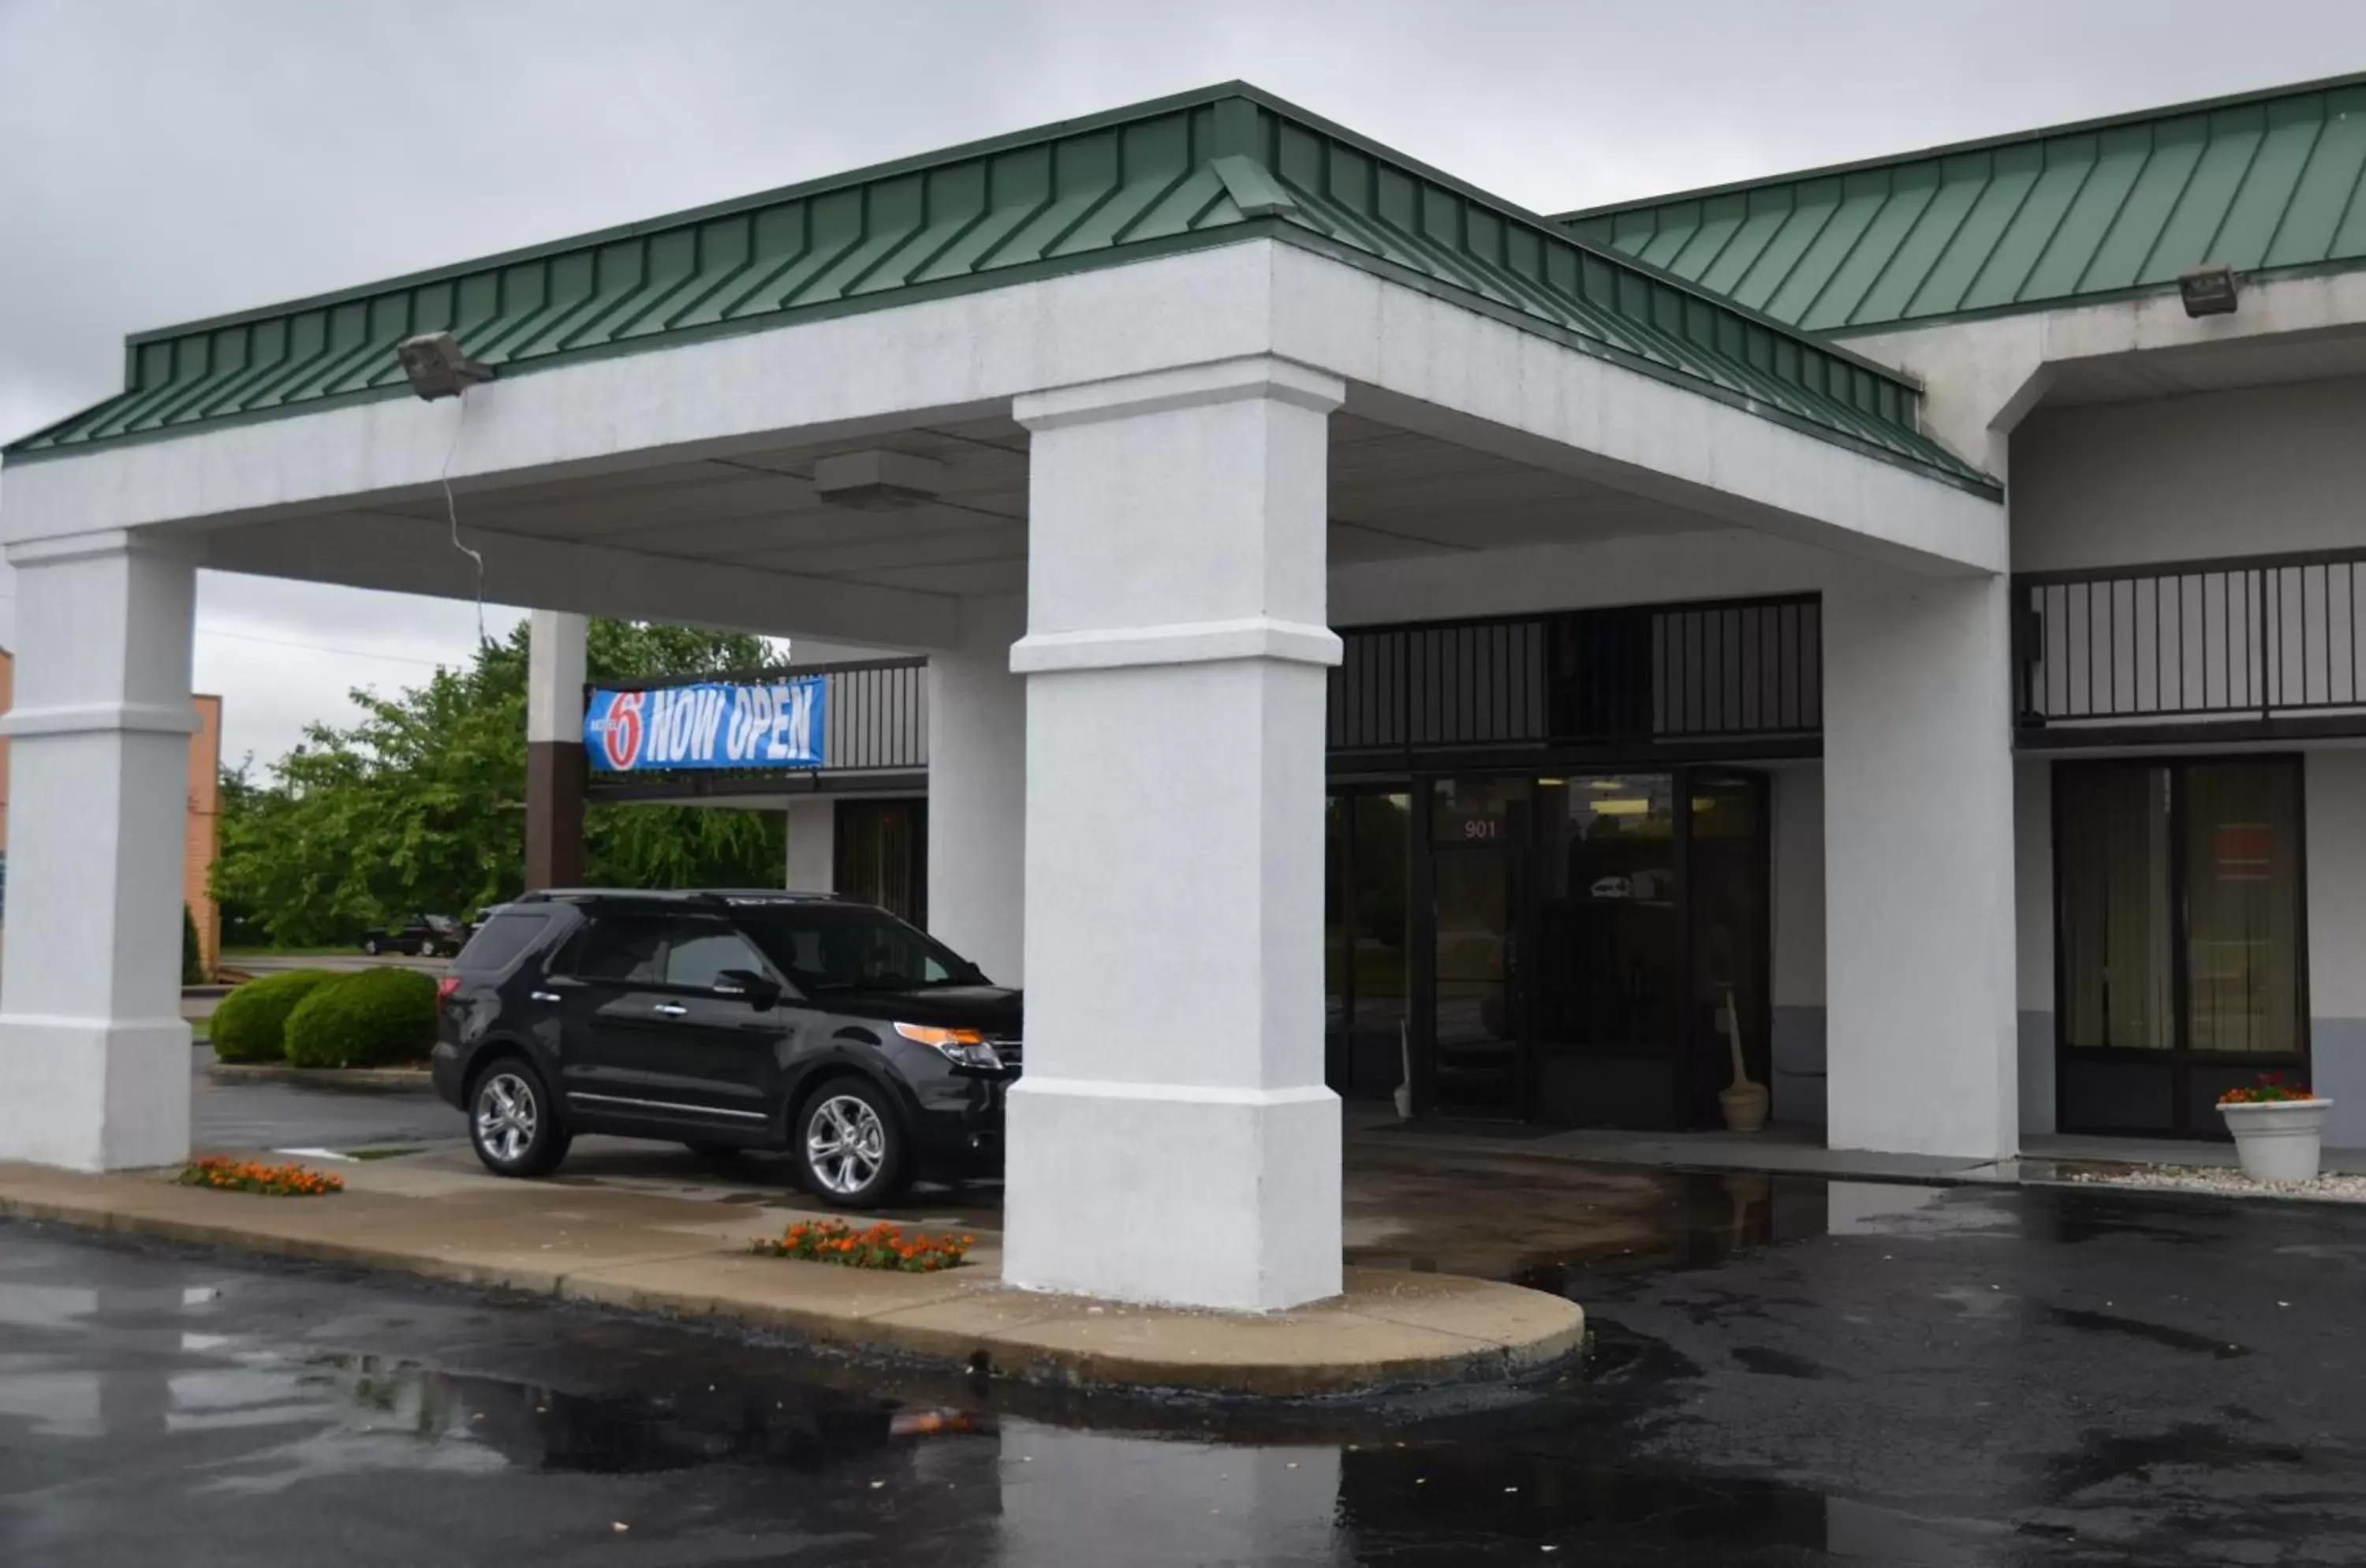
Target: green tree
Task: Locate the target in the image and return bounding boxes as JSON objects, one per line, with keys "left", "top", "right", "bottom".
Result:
{"left": 213, "top": 619, "right": 789, "bottom": 946}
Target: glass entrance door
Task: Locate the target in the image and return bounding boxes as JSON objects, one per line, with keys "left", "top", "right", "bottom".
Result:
{"left": 2056, "top": 758, "right": 2308, "bottom": 1135}
{"left": 1530, "top": 775, "right": 1681, "bottom": 1126}
{"left": 1412, "top": 767, "right": 1773, "bottom": 1128}
{"left": 1426, "top": 778, "right": 1528, "bottom": 1117}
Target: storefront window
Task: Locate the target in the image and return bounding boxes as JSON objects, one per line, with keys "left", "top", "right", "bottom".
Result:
{"left": 2058, "top": 767, "right": 2175, "bottom": 1051}
{"left": 2185, "top": 762, "right": 2301, "bottom": 1055}
{"left": 2056, "top": 758, "right": 2307, "bottom": 1137}
{"left": 1324, "top": 790, "right": 1413, "bottom": 1099}
{"left": 1350, "top": 794, "right": 1411, "bottom": 1032}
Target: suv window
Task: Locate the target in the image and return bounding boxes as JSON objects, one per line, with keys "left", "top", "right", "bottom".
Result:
{"left": 454, "top": 911, "right": 550, "bottom": 973}
{"left": 738, "top": 905, "right": 983, "bottom": 993}
{"left": 563, "top": 914, "right": 667, "bottom": 981}
{"left": 661, "top": 920, "right": 774, "bottom": 990}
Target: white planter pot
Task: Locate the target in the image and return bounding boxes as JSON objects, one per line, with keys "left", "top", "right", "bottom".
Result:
{"left": 2218, "top": 1098, "right": 2334, "bottom": 1182}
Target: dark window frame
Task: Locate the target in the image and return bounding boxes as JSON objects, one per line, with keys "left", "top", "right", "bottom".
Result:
{"left": 2051, "top": 753, "right": 2312, "bottom": 1137}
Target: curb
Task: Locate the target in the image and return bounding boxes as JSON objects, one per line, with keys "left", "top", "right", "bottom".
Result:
{"left": 205, "top": 1063, "right": 435, "bottom": 1092}
{"left": 0, "top": 1187, "right": 1584, "bottom": 1402}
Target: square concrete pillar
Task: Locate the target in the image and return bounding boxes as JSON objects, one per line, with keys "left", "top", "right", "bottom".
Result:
{"left": 1822, "top": 570, "right": 2018, "bottom": 1160}
{"left": 0, "top": 532, "right": 199, "bottom": 1170}
{"left": 1006, "top": 356, "right": 1345, "bottom": 1312}
{"left": 524, "top": 608, "right": 587, "bottom": 890}
{"left": 927, "top": 592, "right": 1025, "bottom": 986}
{"left": 784, "top": 795, "right": 837, "bottom": 892}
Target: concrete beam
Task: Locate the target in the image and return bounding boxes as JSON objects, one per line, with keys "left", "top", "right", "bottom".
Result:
{"left": 200, "top": 511, "right": 958, "bottom": 649}
{"left": 1269, "top": 245, "right": 2007, "bottom": 577}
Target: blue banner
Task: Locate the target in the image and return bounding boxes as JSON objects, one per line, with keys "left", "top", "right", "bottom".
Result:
{"left": 584, "top": 678, "right": 827, "bottom": 771}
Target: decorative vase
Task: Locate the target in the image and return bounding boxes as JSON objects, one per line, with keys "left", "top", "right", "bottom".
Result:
{"left": 2219, "top": 1098, "right": 2334, "bottom": 1182}
{"left": 1717, "top": 984, "right": 1768, "bottom": 1133}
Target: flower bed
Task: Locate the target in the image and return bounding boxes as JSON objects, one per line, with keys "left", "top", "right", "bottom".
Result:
{"left": 752, "top": 1218, "right": 973, "bottom": 1272}
{"left": 177, "top": 1156, "right": 344, "bottom": 1197}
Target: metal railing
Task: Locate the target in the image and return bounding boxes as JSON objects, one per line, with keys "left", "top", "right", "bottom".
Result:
{"left": 2017, "top": 550, "right": 2366, "bottom": 738}
{"left": 1329, "top": 595, "right": 1821, "bottom": 757}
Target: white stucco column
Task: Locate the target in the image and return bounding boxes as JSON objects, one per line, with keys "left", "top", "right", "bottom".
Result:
{"left": 0, "top": 532, "right": 198, "bottom": 1170}
{"left": 524, "top": 609, "right": 588, "bottom": 889}
{"left": 1005, "top": 355, "right": 1344, "bottom": 1312}
{"left": 1822, "top": 570, "right": 2019, "bottom": 1159}
{"left": 784, "top": 796, "right": 836, "bottom": 892}
{"left": 927, "top": 592, "right": 1026, "bottom": 984}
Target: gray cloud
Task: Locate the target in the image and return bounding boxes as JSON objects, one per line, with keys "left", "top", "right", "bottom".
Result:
{"left": 7, "top": 0, "right": 2364, "bottom": 763}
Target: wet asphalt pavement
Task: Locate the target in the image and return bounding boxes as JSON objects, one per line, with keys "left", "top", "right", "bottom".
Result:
{"left": 8, "top": 1082, "right": 2366, "bottom": 1563}
{"left": 188, "top": 1050, "right": 458, "bottom": 1151}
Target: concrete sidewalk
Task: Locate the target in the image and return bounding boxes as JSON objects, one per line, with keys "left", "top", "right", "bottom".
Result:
{"left": 0, "top": 1153, "right": 1582, "bottom": 1401}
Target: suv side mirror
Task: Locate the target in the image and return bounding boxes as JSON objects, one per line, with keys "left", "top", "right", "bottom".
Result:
{"left": 714, "top": 969, "right": 783, "bottom": 1010}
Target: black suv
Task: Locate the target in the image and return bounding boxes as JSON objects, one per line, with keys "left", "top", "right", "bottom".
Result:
{"left": 430, "top": 890, "right": 1020, "bottom": 1207}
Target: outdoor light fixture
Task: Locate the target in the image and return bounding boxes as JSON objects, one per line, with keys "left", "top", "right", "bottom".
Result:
{"left": 394, "top": 330, "right": 496, "bottom": 400}
{"left": 812, "top": 449, "right": 947, "bottom": 511}
{"left": 2179, "top": 263, "right": 2241, "bottom": 318}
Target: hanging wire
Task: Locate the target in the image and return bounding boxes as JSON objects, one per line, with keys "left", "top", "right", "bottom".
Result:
{"left": 440, "top": 389, "right": 488, "bottom": 646}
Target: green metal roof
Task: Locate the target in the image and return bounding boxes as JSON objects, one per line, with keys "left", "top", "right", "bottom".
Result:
{"left": 1562, "top": 73, "right": 2366, "bottom": 336}
{"left": 8, "top": 84, "right": 1987, "bottom": 493}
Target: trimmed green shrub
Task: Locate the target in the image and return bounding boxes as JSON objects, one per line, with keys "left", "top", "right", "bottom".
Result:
{"left": 209, "top": 969, "right": 338, "bottom": 1063}
{"left": 284, "top": 966, "right": 439, "bottom": 1069}
{"left": 182, "top": 906, "right": 204, "bottom": 986}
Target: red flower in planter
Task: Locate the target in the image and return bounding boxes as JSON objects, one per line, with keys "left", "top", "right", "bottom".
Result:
{"left": 2219, "top": 1073, "right": 2317, "bottom": 1104}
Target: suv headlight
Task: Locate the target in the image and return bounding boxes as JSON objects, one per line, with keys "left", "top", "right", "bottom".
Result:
{"left": 894, "top": 1022, "right": 1002, "bottom": 1070}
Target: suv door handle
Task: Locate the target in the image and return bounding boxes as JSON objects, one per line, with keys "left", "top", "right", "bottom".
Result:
{"left": 530, "top": 991, "right": 562, "bottom": 1004}
{"left": 652, "top": 1002, "right": 689, "bottom": 1017}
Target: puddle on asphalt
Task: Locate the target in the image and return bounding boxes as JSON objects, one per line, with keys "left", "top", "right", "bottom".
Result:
{"left": 265, "top": 1352, "right": 990, "bottom": 1477}
{"left": 1352, "top": 1167, "right": 1992, "bottom": 1299}
{"left": 23, "top": 1342, "right": 2002, "bottom": 1562}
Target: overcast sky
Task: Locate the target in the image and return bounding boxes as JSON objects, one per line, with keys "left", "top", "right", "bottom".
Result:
{"left": 6, "top": 0, "right": 2365, "bottom": 768}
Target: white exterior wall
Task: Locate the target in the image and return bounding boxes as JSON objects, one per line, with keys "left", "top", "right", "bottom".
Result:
{"left": 1841, "top": 270, "right": 2366, "bottom": 470}
{"left": 1823, "top": 570, "right": 2019, "bottom": 1159}
{"left": 783, "top": 797, "right": 835, "bottom": 894}
{"left": 926, "top": 592, "right": 1026, "bottom": 987}
{"left": 0, "top": 534, "right": 199, "bottom": 1169}
{"left": 1005, "top": 357, "right": 1344, "bottom": 1312}
{"left": 2011, "top": 378, "right": 2366, "bottom": 573}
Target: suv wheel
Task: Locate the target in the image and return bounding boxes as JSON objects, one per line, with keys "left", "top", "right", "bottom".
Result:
{"left": 363, "top": 935, "right": 382, "bottom": 954}
{"left": 796, "top": 1079, "right": 909, "bottom": 1208}
{"left": 469, "top": 1060, "right": 570, "bottom": 1178}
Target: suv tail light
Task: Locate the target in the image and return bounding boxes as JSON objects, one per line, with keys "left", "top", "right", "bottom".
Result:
{"left": 436, "top": 976, "right": 461, "bottom": 1002}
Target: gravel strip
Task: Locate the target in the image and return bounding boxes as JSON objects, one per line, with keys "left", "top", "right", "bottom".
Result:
{"left": 2063, "top": 1163, "right": 2366, "bottom": 1202}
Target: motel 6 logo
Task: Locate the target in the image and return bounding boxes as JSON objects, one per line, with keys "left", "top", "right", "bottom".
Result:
{"left": 593, "top": 690, "right": 646, "bottom": 770}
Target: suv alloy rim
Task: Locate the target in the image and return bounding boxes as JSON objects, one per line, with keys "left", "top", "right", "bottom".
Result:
{"left": 476, "top": 1072, "right": 538, "bottom": 1164}
{"left": 807, "top": 1094, "right": 886, "bottom": 1195}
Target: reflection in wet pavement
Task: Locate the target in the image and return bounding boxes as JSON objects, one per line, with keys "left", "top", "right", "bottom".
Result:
{"left": 7, "top": 1158, "right": 2366, "bottom": 1566}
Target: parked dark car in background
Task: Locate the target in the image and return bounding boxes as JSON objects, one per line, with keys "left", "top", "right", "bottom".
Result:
{"left": 363, "top": 913, "right": 473, "bottom": 957}
{"left": 430, "top": 890, "right": 1021, "bottom": 1207}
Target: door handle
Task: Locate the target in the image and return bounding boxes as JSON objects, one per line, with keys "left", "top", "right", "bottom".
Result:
{"left": 652, "top": 1002, "right": 689, "bottom": 1017}
{"left": 530, "top": 991, "right": 562, "bottom": 1004}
